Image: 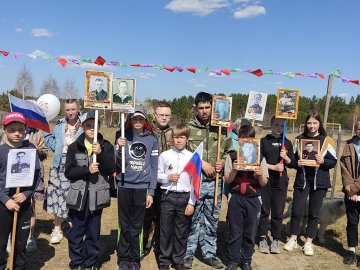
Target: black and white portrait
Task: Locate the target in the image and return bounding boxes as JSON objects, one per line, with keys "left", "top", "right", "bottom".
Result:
{"left": 84, "top": 70, "right": 113, "bottom": 109}
{"left": 111, "top": 78, "right": 136, "bottom": 113}
{"left": 237, "top": 138, "right": 260, "bottom": 171}
{"left": 276, "top": 88, "right": 299, "bottom": 119}
{"left": 11, "top": 151, "right": 30, "bottom": 174}
{"left": 245, "top": 91, "right": 268, "bottom": 121}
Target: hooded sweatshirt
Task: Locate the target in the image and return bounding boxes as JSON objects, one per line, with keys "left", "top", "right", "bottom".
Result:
{"left": 115, "top": 106, "right": 159, "bottom": 196}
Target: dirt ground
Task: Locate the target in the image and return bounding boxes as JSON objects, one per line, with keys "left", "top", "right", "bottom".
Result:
{"left": 6, "top": 128, "right": 360, "bottom": 269}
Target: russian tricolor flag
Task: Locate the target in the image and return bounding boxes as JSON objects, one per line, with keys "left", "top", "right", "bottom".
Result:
{"left": 8, "top": 94, "right": 50, "bottom": 132}
{"left": 183, "top": 142, "right": 203, "bottom": 201}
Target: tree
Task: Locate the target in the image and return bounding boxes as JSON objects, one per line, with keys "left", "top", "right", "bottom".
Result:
{"left": 62, "top": 79, "right": 78, "bottom": 99}
{"left": 15, "top": 65, "right": 34, "bottom": 99}
{"left": 40, "top": 75, "right": 61, "bottom": 97}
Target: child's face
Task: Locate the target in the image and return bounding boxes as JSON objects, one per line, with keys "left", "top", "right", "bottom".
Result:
{"left": 172, "top": 135, "right": 188, "bottom": 150}
{"left": 355, "top": 122, "right": 360, "bottom": 138}
{"left": 131, "top": 116, "right": 145, "bottom": 130}
{"left": 83, "top": 119, "right": 96, "bottom": 140}
{"left": 3, "top": 122, "right": 26, "bottom": 144}
{"left": 306, "top": 117, "right": 320, "bottom": 134}
{"left": 271, "top": 118, "right": 284, "bottom": 136}
{"left": 195, "top": 101, "right": 211, "bottom": 123}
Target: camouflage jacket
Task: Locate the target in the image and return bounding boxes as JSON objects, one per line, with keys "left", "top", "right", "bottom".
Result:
{"left": 187, "top": 117, "right": 232, "bottom": 178}
{"left": 151, "top": 123, "right": 173, "bottom": 154}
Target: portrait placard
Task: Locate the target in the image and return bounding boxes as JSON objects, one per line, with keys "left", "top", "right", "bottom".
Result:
{"left": 211, "top": 95, "right": 232, "bottom": 127}
{"left": 6, "top": 149, "right": 37, "bottom": 188}
{"left": 275, "top": 88, "right": 300, "bottom": 119}
{"left": 84, "top": 70, "right": 113, "bottom": 109}
{"left": 300, "top": 139, "right": 320, "bottom": 167}
{"left": 111, "top": 78, "right": 136, "bottom": 113}
{"left": 237, "top": 138, "right": 260, "bottom": 171}
{"left": 245, "top": 91, "right": 268, "bottom": 121}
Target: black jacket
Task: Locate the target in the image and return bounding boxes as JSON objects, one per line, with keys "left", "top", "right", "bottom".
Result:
{"left": 65, "top": 133, "right": 115, "bottom": 211}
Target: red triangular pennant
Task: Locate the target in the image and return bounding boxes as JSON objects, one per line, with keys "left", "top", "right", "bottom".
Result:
{"left": 163, "top": 66, "right": 175, "bottom": 72}
{"left": 57, "top": 57, "right": 68, "bottom": 67}
{"left": 186, "top": 67, "right": 196, "bottom": 73}
{"left": 0, "top": 51, "right": 9, "bottom": 56}
{"left": 94, "top": 56, "right": 105, "bottom": 66}
{"left": 350, "top": 80, "right": 360, "bottom": 85}
{"left": 250, "top": 69, "right": 263, "bottom": 77}
{"left": 221, "top": 69, "right": 231, "bottom": 75}
{"left": 315, "top": 73, "right": 325, "bottom": 79}
{"left": 130, "top": 64, "right": 141, "bottom": 67}
{"left": 295, "top": 72, "right": 304, "bottom": 77}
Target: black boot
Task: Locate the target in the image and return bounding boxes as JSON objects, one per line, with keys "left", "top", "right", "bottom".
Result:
{"left": 343, "top": 251, "right": 356, "bottom": 265}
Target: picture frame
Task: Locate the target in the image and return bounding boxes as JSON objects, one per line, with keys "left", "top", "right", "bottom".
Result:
{"left": 84, "top": 70, "right": 113, "bottom": 109}
{"left": 211, "top": 95, "right": 232, "bottom": 127}
{"left": 237, "top": 138, "right": 260, "bottom": 171}
{"left": 244, "top": 91, "right": 268, "bottom": 121}
{"left": 299, "top": 139, "right": 320, "bottom": 167}
{"left": 111, "top": 78, "right": 136, "bottom": 113}
{"left": 275, "top": 88, "right": 300, "bottom": 119}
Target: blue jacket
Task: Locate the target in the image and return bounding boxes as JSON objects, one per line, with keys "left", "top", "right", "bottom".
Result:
{"left": 44, "top": 117, "right": 83, "bottom": 168}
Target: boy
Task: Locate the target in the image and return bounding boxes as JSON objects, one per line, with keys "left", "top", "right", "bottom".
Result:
{"left": 257, "top": 116, "right": 295, "bottom": 254}
{"left": 158, "top": 123, "right": 195, "bottom": 270}
{"left": 65, "top": 111, "right": 114, "bottom": 270}
{"left": 184, "top": 92, "right": 232, "bottom": 270}
{"left": 116, "top": 105, "right": 159, "bottom": 270}
{"left": 0, "top": 112, "right": 40, "bottom": 270}
{"left": 224, "top": 125, "right": 268, "bottom": 270}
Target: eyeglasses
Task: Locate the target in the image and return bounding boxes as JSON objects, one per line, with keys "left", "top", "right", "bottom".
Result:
{"left": 155, "top": 113, "right": 171, "bottom": 119}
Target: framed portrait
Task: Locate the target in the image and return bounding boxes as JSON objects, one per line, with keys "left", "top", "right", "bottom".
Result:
{"left": 211, "top": 95, "right": 232, "bottom": 127}
{"left": 84, "top": 70, "right": 113, "bottom": 109}
{"left": 275, "top": 88, "right": 300, "bottom": 119}
{"left": 300, "top": 139, "right": 320, "bottom": 167}
{"left": 245, "top": 91, "right": 268, "bottom": 121}
{"left": 237, "top": 138, "right": 260, "bottom": 171}
{"left": 6, "top": 149, "right": 37, "bottom": 188}
{"left": 111, "top": 78, "right": 136, "bottom": 113}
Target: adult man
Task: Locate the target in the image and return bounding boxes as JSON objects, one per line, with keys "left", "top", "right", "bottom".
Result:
{"left": 11, "top": 151, "right": 30, "bottom": 173}
{"left": 113, "top": 80, "right": 132, "bottom": 103}
{"left": 142, "top": 101, "right": 173, "bottom": 258}
{"left": 91, "top": 78, "right": 108, "bottom": 101}
{"left": 248, "top": 93, "right": 263, "bottom": 114}
{"left": 184, "top": 92, "right": 232, "bottom": 269}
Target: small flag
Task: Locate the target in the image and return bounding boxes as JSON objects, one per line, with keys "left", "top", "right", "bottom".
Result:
{"left": 183, "top": 142, "right": 203, "bottom": 201}
{"left": 8, "top": 95, "right": 50, "bottom": 133}
{"left": 94, "top": 56, "right": 106, "bottom": 66}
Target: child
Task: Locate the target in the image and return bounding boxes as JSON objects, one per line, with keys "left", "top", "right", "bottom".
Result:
{"left": 0, "top": 112, "right": 40, "bottom": 270}
{"left": 257, "top": 116, "right": 295, "bottom": 254}
{"left": 157, "top": 123, "right": 195, "bottom": 270}
{"left": 341, "top": 119, "right": 360, "bottom": 266}
{"left": 64, "top": 111, "right": 114, "bottom": 270}
{"left": 224, "top": 125, "right": 268, "bottom": 270}
{"left": 116, "top": 105, "right": 159, "bottom": 270}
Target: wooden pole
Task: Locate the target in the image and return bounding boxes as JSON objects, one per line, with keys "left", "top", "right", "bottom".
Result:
{"left": 9, "top": 187, "right": 20, "bottom": 270}
{"left": 92, "top": 110, "right": 99, "bottom": 163}
{"left": 330, "top": 124, "right": 342, "bottom": 199}
{"left": 323, "top": 75, "right": 334, "bottom": 130}
{"left": 214, "top": 126, "right": 222, "bottom": 206}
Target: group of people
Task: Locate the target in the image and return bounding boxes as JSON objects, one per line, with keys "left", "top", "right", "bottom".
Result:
{"left": 0, "top": 91, "right": 360, "bottom": 270}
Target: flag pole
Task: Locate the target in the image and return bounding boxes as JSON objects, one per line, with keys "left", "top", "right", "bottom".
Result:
{"left": 121, "top": 113, "right": 125, "bottom": 174}
{"left": 280, "top": 119, "right": 287, "bottom": 177}
{"left": 214, "top": 126, "right": 222, "bottom": 206}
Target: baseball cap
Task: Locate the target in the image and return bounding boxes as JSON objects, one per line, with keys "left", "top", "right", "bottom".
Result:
{"left": 3, "top": 112, "right": 26, "bottom": 126}
{"left": 131, "top": 111, "right": 146, "bottom": 119}
{"left": 80, "top": 111, "right": 99, "bottom": 123}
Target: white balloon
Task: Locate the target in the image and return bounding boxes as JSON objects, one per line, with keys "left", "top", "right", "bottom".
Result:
{"left": 37, "top": 94, "right": 61, "bottom": 121}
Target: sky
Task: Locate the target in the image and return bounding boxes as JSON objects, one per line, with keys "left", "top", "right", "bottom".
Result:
{"left": 0, "top": 0, "right": 360, "bottom": 102}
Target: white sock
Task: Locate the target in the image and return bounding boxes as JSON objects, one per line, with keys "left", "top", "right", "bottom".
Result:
{"left": 348, "top": 247, "right": 356, "bottom": 253}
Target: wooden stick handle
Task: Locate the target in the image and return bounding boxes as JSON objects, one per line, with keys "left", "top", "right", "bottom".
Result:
{"left": 92, "top": 110, "right": 99, "bottom": 163}
{"left": 214, "top": 126, "right": 222, "bottom": 206}
{"left": 9, "top": 187, "right": 20, "bottom": 270}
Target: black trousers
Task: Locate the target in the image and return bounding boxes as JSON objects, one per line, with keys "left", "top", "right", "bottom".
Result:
{"left": 67, "top": 205, "right": 103, "bottom": 268}
{"left": 117, "top": 187, "right": 147, "bottom": 264}
{"left": 290, "top": 186, "right": 327, "bottom": 238}
{"left": 0, "top": 201, "right": 32, "bottom": 270}
{"left": 258, "top": 182, "right": 287, "bottom": 240}
{"left": 344, "top": 195, "right": 360, "bottom": 247}
{"left": 159, "top": 191, "right": 192, "bottom": 267}
{"left": 226, "top": 194, "right": 261, "bottom": 265}
{"left": 142, "top": 184, "right": 161, "bottom": 253}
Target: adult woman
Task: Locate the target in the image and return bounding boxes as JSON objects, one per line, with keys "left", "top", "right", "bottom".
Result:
{"left": 44, "top": 99, "right": 82, "bottom": 244}
{"left": 284, "top": 112, "right": 337, "bottom": 256}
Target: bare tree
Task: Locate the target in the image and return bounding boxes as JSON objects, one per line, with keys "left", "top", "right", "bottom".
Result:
{"left": 40, "top": 75, "right": 61, "bottom": 97}
{"left": 15, "top": 65, "right": 34, "bottom": 99}
{"left": 62, "top": 79, "right": 79, "bottom": 99}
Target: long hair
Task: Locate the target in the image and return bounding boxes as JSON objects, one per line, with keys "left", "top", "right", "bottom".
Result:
{"left": 303, "top": 111, "right": 326, "bottom": 136}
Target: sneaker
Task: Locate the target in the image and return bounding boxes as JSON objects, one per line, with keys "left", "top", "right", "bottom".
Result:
{"left": 84, "top": 266, "right": 99, "bottom": 270}
{"left": 240, "top": 262, "right": 252, "bottom": 270}
{"left": 159, "top": 265, "right": 170, "bottom": 270}
{"left": 270, "top": 240, "right": 280, "bottom": 254}
{"left": 26, "top": 237, "right": 38, "bottom": 253}
{"left": 118, "top": 261, "right": 129, "bottom": 270}
{"left": 71, "top": 266, "right": 84, "bottom": 270}
{"left": 302, "top": 242, "right": 314, "bottom": 256}
{"left": 225, "top": 264, "right": 238, "bottom": 270}
{"left": 184, "top": 257, "right": 193, "bottom": 269}
{"left": 283, "top": 238, "right": 297, "bottom": 251}
{"left": 50, "top": 229, "right": 63, "bottom": 244}
{"left": 343, "top": 251, "right": 356, "bottom": 265}
{"left": 6, "top": 236, "right": 11, "bottom": 253}
{"left": 204, "top": 257, "right": 223, "bottom": 269}
{"left": 258, "top": 238, "right": 270, "bottom": 254}
{"left": 174, "top": 264, "right": 186, "bottom": 270}
{"left": 128, "top": 262, "right": 140, "bottom": 270}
